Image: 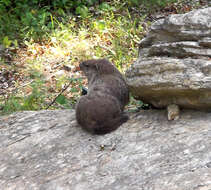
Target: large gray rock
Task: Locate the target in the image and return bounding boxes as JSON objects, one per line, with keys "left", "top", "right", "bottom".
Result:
{"left": 1, "top": 109, "right": 211, "bottom": 190}
{"left": 138, "top": 7, "right": 211, "bottom": 57}
{"left": 126, "top": 57, "right": 211, "bottom": 110}
{"left": 126, "top": 7, "right": 211, "bottom": 110}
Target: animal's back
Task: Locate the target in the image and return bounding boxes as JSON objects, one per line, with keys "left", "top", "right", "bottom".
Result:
{"left": 88, "top": 74, "right": 129, "bottom": 109}
{"left": 76, "top": 58, "right": 129, "bottom": 134}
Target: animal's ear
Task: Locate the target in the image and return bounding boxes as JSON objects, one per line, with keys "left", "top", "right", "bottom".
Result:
{"left": 98, "top": 59, "right": 115, "bottom": 74}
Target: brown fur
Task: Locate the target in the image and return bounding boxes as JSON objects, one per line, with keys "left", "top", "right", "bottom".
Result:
{"left": 76, "top": 59, "right": 129, "bottom": 135}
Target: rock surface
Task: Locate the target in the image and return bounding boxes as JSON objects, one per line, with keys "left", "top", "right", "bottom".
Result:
{"left": 126, "top": 7, "right": 211, "bottom": 110}
{"left": 1, "top": 109, "right": 211, "bottom": 190}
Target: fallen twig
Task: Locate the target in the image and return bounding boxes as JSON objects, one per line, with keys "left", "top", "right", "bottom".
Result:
{"left": 46, "top": 82, "right": 72, "bottom": 109}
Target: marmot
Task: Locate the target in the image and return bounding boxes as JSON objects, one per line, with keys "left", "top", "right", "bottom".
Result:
{"left": 76, "top": 59, "right": 129, "bottom": 135}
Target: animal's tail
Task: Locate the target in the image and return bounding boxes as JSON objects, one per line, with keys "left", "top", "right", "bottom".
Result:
{"left": 94, "top": 113, "right": 129, "bottom": 135}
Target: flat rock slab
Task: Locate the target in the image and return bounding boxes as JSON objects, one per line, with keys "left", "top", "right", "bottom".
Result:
{"left": 0, "top": 109, "right": 211, "bottom": 190}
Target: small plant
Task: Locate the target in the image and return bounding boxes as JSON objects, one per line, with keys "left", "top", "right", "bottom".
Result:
{"left": 22, "top": 80, "right": 46, "bottom": 110}
{"left": 126, "top": 0, "right": 178, "bottom": 9}
{"left": 2, "top": 36, "right": 12, "bottom": 48}
{"left": 0, "top": 79, "right": 47, "bottom": 114}
{"left": 1, "top": 96, "right": 22, "bottom": 114}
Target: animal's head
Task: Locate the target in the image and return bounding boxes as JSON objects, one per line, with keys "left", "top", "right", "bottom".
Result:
{"left": 79, "top": 59, "right": 118, "bottom": 80}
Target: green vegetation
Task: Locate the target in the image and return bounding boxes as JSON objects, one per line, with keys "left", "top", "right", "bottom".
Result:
{"left": 0, "top": 0, "right": 202, "bottom": 114}
{"left": 0, "top": 0, "right": 178, "bottom": 45}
